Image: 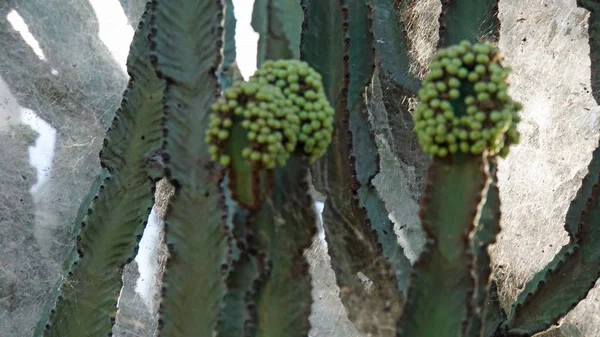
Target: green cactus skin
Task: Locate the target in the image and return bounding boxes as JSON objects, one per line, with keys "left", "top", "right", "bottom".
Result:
{"left": 35, "top": 5, "right": 165, "bottom": 336}
{"left": 217, "top": 252, "right": 262, "bottom": 337}
{"left": 302, "top": 0, "right": 406, "bottom": 335}
{"left": 245, "top": 155, "right": 317, "bottom": 337}
{"left": 503, "top": 139, "right": 600, "bottom": 336}
{"left": 466, "top": 159, "right": 504, "bottom": 337}
{"left": 217, "top": 182, "right": 264, "bottom": 337}
{"left": 252, "top": 0, "right": 303, "bottom": 65}
{"left": 398, "top": 156, "right": 489, "bottom": 337}
{"left": 438, "top": 0, "right": 500, "bottom": 48}
{"left": 371, "top": 0, "right": 421, "bottom": 95}
{"left": 220, "top": 0, "right": 237, "bottom": 89}
{"left": 347, "top": 0, "right": 412, "bottom": 296}
{"left": 148, "top": 0, "right": 230, "bottom": 336}
{"left": 414, "top": 41, "right": 522, "bottom": 158}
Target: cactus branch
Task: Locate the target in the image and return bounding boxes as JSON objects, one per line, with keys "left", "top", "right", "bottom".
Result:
{"left": 37, "top": 5, "right": 165, "bottom": 335}
{"left": 371, "top": 0, "right": 421, "bottom": 96}
{"left": 252, "top": 0, "right": 303, "bottom": 65}
{"left": 398, "top": 156, "right": 489, "bottom": 337}
{"left": 301, "top": 0, "right": 405, "bottom": 336}
{"left": 466, "top": 159, "right": 504, "bottom": 337}
{"left": 250, "top": 155, "right": 317, "bottom": 337}
{"left": 347, "top": 0, "right": 412, "bottom": 295}
{"left": 438, "top": 0, "right": 500, "bottom": 48}
{"left": 149, "top": 0, "right": 229, "bottom": 335}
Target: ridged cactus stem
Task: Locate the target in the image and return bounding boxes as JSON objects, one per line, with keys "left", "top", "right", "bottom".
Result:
{"left": 438, "top": 0, "right": 500, "bottom": 48}
{"left": 206, "top": 59, "right": 333, "bottom": 336}
{"left": 36, "top": 4, "right": 165, "bottom": 335}
{"left": 148, "top": 0, "right": 230, "bottom": 335}
{"left": 371, "top": 0, "right": 421, "bottom": 95}
{"left": 400, "top": 41, "right": 521, "bottom": 337}
{"left": 347, "top": 0, "right": 412, "bottom": 296}
{"left": 398, "top": 155, "right": 490, "bottom": 337}
{"left": 302, "top": 0, "right": 406, "bottom": 335}
{"left": 467, "top": 159, "right": 503, "bottom": 337}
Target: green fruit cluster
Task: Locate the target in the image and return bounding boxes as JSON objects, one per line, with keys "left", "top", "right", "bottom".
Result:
{"left": 206, "top": 60, "right": 334, "bottom": 168}
{"left": 251, "top": 59, "right": 334, "bottom": 163}
{"left": 413, "top": 40, "right": 522, "bottom": 158}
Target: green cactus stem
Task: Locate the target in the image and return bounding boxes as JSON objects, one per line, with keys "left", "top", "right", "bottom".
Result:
{"left": 467, "top": 159, "right": 504, "bottom": 337}
{"left": 399, "top": 41, "right": 521, "bottom": 337}
{"left": 347, "top": 0, "right": 412, "bottom": 295}
{"left": 252, "top": 0, "right": 303, "bottom": 65}
{"left": 438, "top": 0, "right": 500, "bottom": 48}
{"left": 37, "top": 5, "right": 165, "bottom": 336}
{"left": 397, "top": 156, "right": 490, "bottom": 337}
{"left": 413, "top": 41, "right": 522, "bottom": 158}
{"left": 249, "top": 155, "right": 317, "bottom": 337}
{"left": 206, "top": 59, "right": 332, "bottom": 336}
{"left": 148, "top": 0, "right": 230, "bottom": 336}
{"left": 371, "top": 0, "right": 421, "bottom": 95}
{"left": 302, "top": 0, "right": 406, "bottom": 335}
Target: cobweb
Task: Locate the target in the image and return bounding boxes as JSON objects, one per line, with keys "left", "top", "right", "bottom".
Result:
{"left": 0, "top": 0, "right": 599, "bottom": 337}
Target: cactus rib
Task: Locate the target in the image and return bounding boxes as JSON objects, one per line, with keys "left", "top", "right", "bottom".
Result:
{"left": 347, "top": 0, "right": 412, "bottom": 295}
{"left": 38, "top": 5, "right": 165, "bottom": 336}
{"left": 250, "top": 155, "right": 317, "bottom": 337}
{"left": 438, "top": 0, "right": 500, "bottom": 48}
{"left": 466, "top": 159, "right": 503, "bottom": 337}
{"left": 301, "top": 1, "right": 405, "bottom": 335}
{"left": 149, "top": 0, "right": 229, "bottom": 336}
{"left": 398, "top": 156, "right": 489, "bottom": 337}
{"left": 371, "top": 0, "right": 421, "bottom": 95}
{"left": 252, "top": 0, "right": 303, "bottom": 65}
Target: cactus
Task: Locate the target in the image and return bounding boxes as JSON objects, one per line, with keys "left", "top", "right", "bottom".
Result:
{"left": 29, "top": 0, "right": 600, "bottom": 337}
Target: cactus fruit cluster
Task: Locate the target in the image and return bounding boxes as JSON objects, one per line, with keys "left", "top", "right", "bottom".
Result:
{"left": 29, "top": 0, "right": 600, "bottom": 337}
{"left": 206, "top": 59, "right": 334, "bottom": 168}
{"left": 414, "top": 41, "right": 522, "bottom": 158}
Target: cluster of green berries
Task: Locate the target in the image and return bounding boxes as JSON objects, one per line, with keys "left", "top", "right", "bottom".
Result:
{"left": 413, "top": 40, "right": 522, "bottom": 158}
{"left": 206, "top": 59, "right": 334, "bottom": 168}
{"left": 250, "top": 59, "right": 334, "bottom": 163}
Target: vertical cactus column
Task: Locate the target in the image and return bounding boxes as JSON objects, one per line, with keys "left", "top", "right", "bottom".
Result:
{"left": 34, "top": 4, "right": 166, "bottom": 336}
{"left": 399, "top": 41, "right": 522, "bottom": 337}
{"left": 149, "top": 0, "right": 229, "bottom": 336}
{"left": 301, "top": 0, "right": 409, "bottom": 335}
{"left": 206, "top": 59, "right": 334, "bottom": 337}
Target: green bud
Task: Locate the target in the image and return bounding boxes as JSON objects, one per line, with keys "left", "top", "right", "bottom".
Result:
{"left": 476, "top": 54, "right": 490, "bottom": 64}
{"left": 477, "top": 92, "right": 490, "bottom": 102}
{"left": 220, "top": 155, "right": 231, "bottom": 166}
{"left": 448, "top": 77, "right": 461, "bottom": 88}
{"left": 463, "top": 53, "right": 475, "bottom": 64}
{"left": 449, "top": 89, "right": 460, "bottom": 99}
{"left": 218, "top": 130, "right": 229, "bottom": 140}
